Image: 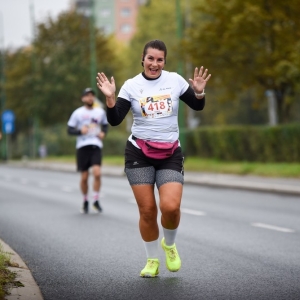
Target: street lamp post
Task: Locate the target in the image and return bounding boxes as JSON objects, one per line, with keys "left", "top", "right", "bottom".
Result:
{"left": 30, "top": 0, "right": 39, "bottom": 159}
{"left": 176, "top": 0, "right": 186, "bottom": 152}
{"left": 89, "top": 0, "right": 97, "bottom": 93}
{"left": 0, "top": 11, "right": 7, "bottom": 160}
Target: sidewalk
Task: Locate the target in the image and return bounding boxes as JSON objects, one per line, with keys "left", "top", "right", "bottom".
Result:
{"left": 0, "top": 238, "right": 43, "bottom": 300}
{"left": 7, "top": 160, "right": 300, "bottom": 196}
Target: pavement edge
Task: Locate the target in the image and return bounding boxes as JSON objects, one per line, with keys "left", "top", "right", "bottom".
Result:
{"left": 0, "top": 238, "right": 43, "bottom": 300}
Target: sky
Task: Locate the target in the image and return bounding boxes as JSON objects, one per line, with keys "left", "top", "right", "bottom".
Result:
{"left": 0, "top": 0, "right": 71, "bottom": 49}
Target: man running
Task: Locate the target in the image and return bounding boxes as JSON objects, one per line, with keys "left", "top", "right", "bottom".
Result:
{"left": 67, "top": 88, "right": 108, "bottom": 214}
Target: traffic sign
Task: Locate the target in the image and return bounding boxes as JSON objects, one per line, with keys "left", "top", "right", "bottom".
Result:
{"left": 1, "top": 110, "right": 15, "bottom": 134}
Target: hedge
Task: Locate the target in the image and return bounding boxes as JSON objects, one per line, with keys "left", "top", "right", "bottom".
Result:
{"left": 8, "top": 123, "right": 300, "bottom": 163}
{"left": 185, "top": 124, "right": 300, "bottom": 162}
{"left": 7, "top": 125, "right": 129, "bottom": 159}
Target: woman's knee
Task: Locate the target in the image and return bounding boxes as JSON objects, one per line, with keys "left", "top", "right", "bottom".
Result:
{"left": 139, "top": 206, "right": 157, "bottom": 223}
{"left": 160, "top": 201, "right": 180, "bottom": 218}
{"left": 159, "top": 182, "right": 182, "bottom": 218}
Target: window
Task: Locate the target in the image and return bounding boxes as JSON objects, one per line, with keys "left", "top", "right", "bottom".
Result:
{"left": 121, "top": 24, "right": 132, "bottom": 33}
{"left": 100, "top": 9, "right": 111, "bottom": 17}
{"left": 101, "top": 25, "right": 112, "bottom": 34}
{"left": 121, "top": 8, "right": 131, "bottom": 17}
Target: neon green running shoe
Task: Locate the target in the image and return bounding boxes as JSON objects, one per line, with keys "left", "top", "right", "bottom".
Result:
{"left": 161, "top": 238, "right": 181, "bottom": 272}
{"left": 140, "top": 258, "right": 160, "bottom": 278}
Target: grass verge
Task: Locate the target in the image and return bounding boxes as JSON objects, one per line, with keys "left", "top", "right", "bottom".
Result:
{"left": 0, "top": 243, "right": 23, "bottom": 300}
{"left": 183, "top": 157, "right": 300, "bottom": 178}
{"left": 34, "top": 155, "right": 300, "bottom": 178}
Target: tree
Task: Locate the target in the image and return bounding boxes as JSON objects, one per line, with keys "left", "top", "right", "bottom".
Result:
{"left": 5, "top": 11, "right": 123, "bottom": 127}
{"left": 185, "top": 0, "right": 300, "bottom": 123}
{"left": 126, "top": 0, "right": 183, "bottom": 78}
{"left": 4, "top": 48, "right": 33, "bottom": 127}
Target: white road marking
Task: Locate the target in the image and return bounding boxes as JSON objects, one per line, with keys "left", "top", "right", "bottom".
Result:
{"left": 251, "top": 222, "right": 295, "bottom": 233}
{"left": 61, "top": 186, "right": 73, "bottom": 193}
{"left": 181, "top": 208, "right": 206, "bottom": 216}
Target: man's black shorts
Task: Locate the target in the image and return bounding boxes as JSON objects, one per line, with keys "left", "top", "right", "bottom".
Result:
{"left": 76, "top": 145, "right": 102, "bottom": 172}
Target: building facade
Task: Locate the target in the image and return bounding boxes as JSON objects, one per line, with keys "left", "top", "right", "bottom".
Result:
{"left": 72, "top": 0, "right": 147, "bottom": 43}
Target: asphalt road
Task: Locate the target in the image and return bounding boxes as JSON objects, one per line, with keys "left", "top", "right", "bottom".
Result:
{"left": 0, "top": 166, "right": 300, "bottom": 300}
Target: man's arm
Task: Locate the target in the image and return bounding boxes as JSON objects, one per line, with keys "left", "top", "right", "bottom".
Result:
{"left": 101, "top": 124, "right": 108, "bottom": 135}
{"left": 67, "top": 126, "right": 81, "bottom": 135}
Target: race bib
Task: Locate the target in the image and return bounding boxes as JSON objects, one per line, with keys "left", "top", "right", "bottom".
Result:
{"left": 139, "top": 94, "right": 172, "bottom": 118}
{"left": 87, "top": 123, "right": 100, "bottom": 136}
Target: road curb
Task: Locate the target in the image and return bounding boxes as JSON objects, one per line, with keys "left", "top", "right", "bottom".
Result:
{"left": 184, "top": 174, "right": 300, "bottom": 196}
{"left": 0, "top": 238, "right": 43, "bottom": 300}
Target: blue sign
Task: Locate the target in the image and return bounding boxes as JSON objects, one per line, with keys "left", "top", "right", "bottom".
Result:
{"left": 1, "top": 110, "right": 15, "bottom": 134}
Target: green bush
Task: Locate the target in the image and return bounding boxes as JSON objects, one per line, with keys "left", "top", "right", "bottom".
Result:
{"left": 8, "top": 123, "right": 300, "bottom": 162}
{"left": 9, "top": 124, "right": 129, "bottom": 158}
{"left": 185, "top": 124, "right": 300, "bottom": 162}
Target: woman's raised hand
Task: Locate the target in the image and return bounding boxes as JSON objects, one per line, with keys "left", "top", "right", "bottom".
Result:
{"left": 188, "top": 66, "right": 211, "bottom": 94}
{"left": 96, "top": 72, "right": 116, "bottom": 98}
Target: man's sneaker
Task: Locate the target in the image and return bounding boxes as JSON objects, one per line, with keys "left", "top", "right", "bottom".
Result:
{"left": 80, "top": 201, "right": 88, "bottom": 214}
{"left": 140, "top": 259, "right": 160, "bottom": 278}
{"left": 161, "top": 238, "right": 181, "bottom": 272}
{"left": 93, "top": 200, "right": 102, "bottom": 213}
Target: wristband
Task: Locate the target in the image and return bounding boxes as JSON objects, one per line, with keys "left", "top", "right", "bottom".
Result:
{"left": 195, "top": 89, "right": 205, "bottom": 97}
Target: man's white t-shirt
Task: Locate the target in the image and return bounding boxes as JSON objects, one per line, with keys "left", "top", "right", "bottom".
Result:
{"left": 118, "top": 70, "right": 189, "bottom": 143}
{"left": 67, "top": 106, "right": 108, "bottom": 149}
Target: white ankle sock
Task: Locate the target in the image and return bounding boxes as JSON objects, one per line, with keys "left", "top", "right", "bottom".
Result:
{"left": 83, "top": 194, "right": 88, "bottom": 202}
{"left": 143, "top": 239, "right": 159, "bottom": 258}
{"left": 163, "top": 227, "right": 178, "bottom": 246}
{"left": 93, "top": 191, "right": 99, "bottom": 202}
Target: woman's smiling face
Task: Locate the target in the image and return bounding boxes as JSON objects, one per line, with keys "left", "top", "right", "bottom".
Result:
{"left": 142, "top": 47, "right": 165, "bottom": 79}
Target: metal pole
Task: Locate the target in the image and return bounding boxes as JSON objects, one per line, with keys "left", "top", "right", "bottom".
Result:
{"left": 89, "top": 0, "right": 97, "bottom": 93}
{"left": 0, "top": 11, "right": 7, "bottom": 160}
{"left": 30, "top": 0, "right": 38, "bottom": 158}
{"left": 176, "top": 0, "right": 186, "bottom": 152}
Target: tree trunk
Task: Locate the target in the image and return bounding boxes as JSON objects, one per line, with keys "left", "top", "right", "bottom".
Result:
{"left": 266, "top": 89, "right": 278, "bottom": 126}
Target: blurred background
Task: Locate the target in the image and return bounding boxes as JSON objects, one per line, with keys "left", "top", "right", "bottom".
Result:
{"left": 0, "top": 0, "right": 299, "bottom": 171}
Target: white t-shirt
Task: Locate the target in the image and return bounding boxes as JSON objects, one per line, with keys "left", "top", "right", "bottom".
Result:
{"left": 67, "top": 106, "right": 108, "bottom": 149}
{"left": 118, "top": 70, "right": 189, "bottom": 142}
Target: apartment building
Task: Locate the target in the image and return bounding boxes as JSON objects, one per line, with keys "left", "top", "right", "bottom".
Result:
{"left": 72, "top": 0, "right": 147, "bottom": 43}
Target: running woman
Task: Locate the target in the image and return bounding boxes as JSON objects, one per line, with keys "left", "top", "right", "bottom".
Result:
{"left": 96, "top": 40, "right": 211, "bottom": 277}
{"left": 67, "top": 88, "right": 108, "bottom": 214}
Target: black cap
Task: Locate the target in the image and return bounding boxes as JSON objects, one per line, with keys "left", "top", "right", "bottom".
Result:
{"left": 82, "top": 87, "right": 95, "bottom": 96}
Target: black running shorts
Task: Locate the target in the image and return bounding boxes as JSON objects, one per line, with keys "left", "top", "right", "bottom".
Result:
{"left": 76, "top": 145, "right": 102, "bottom": 172}
{"left": 124, "top": 140, "right": 184, "bottom": 174}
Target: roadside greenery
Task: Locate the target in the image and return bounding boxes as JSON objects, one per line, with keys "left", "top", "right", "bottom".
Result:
{"left": 1, "top": 0, "right": 300, "bottom": 162}
{"left": 127, "top": 0, "right": 300, "bottom": 125}
{"left": 37, "top": 155, "right": 300, "bottom": 178}
{"left": 0, "top": 243, "right": 22, "bottom": 300}
{"left": 7, "top": 123, "right": 300, "bottom": 164}
{"left": 4, "top": 11, "right": 125, "bottom": 129}
{"left": 185, "top": 124, "right": 300, "bottom": 162}
{"left": 184, "top": 0, "right": 300, "bottom": 123}
{"left": 183, "top": 157, "right": 300, "bottom": 178}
